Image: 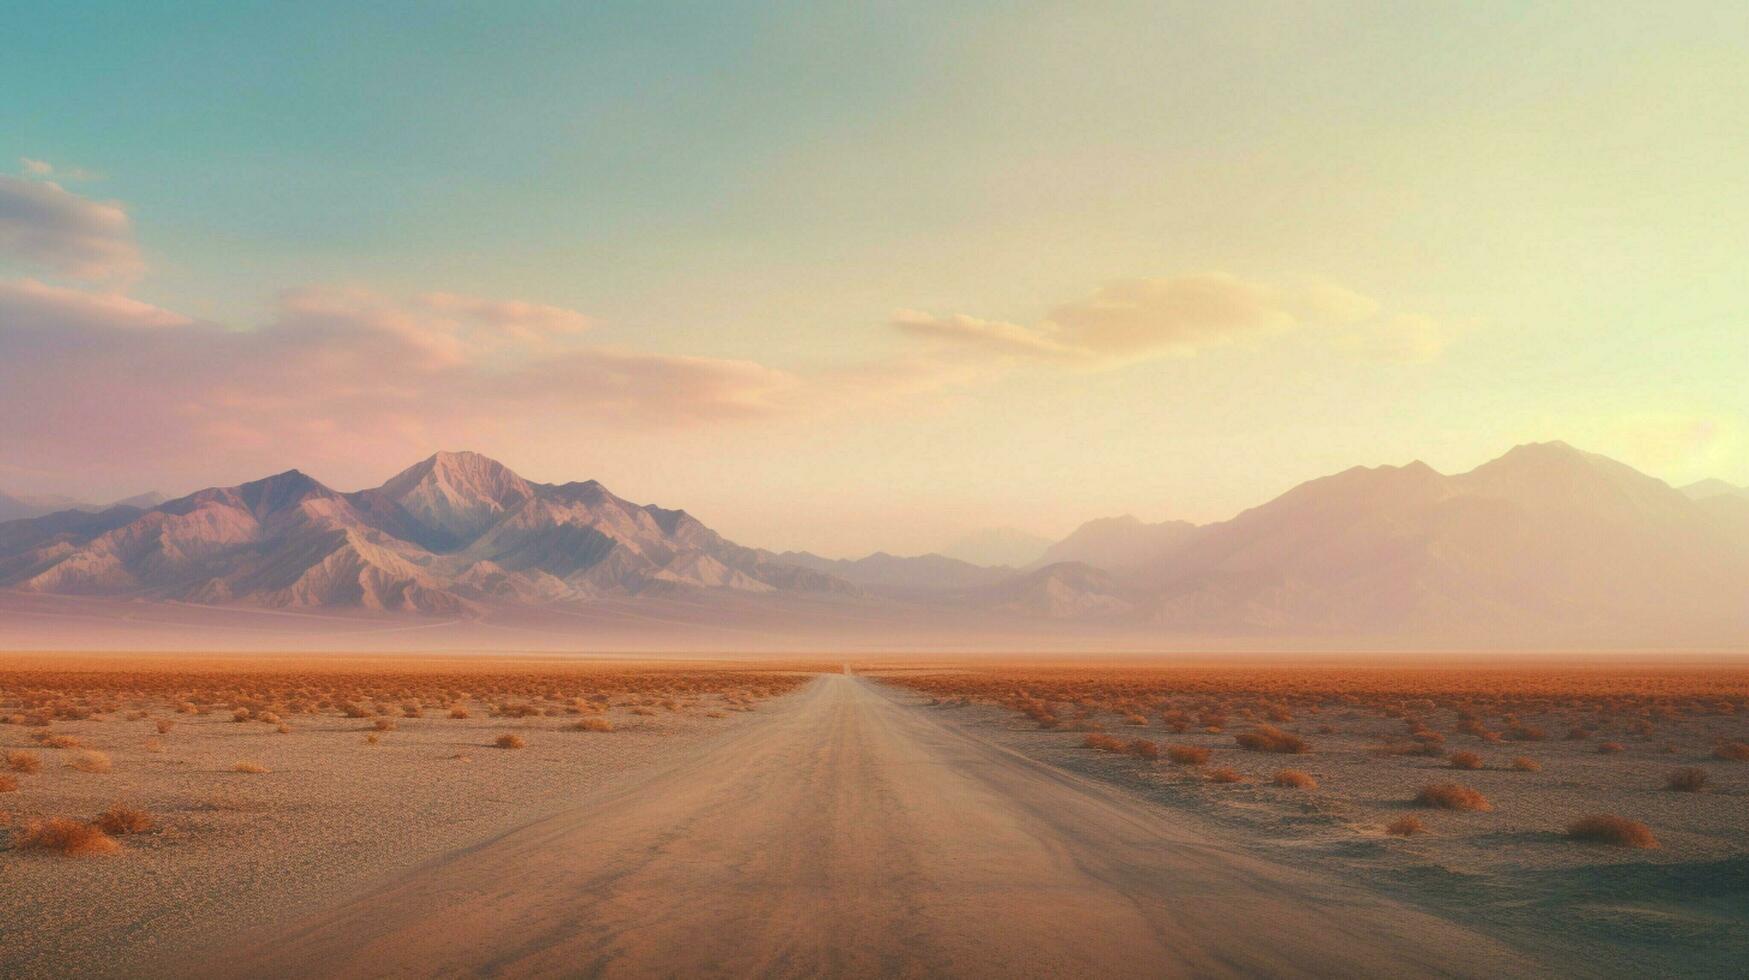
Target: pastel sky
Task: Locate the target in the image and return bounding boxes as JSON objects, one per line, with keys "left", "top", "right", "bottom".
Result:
{"left": 2, "top": 2, "right": 1746, "bottom": 556}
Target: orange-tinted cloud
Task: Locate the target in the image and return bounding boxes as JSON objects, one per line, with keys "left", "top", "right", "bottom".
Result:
{"left": 893, "top": 273, "right": 1440, "bottom": 366}
{"left": 0, "top": 281, "right": 800, "bottom": 478}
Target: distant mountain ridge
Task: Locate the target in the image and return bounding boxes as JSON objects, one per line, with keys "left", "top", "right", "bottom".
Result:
{"left": 937, "top": 527, "right": 1052, "bottom": 568}
{"left": 0, "top": 452, "right": 852, "bottom": 614}
{"left": 1035, "top": 514, "right": 1199, "bottom": 572}
{"left": 1, "top": 444, "right": 1744, "bottom": 646}
{"left": 0, "top": 489, "right": 166, "bottom": 523}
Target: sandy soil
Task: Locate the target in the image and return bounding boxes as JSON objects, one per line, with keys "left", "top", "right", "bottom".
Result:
{"left": 892, "top": 684, "right": 1749, "bottom": 977}
{"left": 212, "top": 673, "right": 1539, "bottom": 978}
{"left": 6, "top": 665, "right": 1743, "bottom": 978}
{"left": 0, "top": 685, "right": 779, "bottom": 979}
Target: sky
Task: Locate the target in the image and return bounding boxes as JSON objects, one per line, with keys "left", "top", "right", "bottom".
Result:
{"left": 2, "top": 1, "right": 1746, "bottom": 556}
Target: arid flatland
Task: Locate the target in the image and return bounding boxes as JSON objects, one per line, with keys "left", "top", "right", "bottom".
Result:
{"left": 2, "top": 655, "right": 1746, "bottom": 978}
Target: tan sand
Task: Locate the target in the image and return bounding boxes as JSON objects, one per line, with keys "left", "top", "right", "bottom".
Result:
{"left": 212, "top": 674, "right": 1539, "bottom": 978}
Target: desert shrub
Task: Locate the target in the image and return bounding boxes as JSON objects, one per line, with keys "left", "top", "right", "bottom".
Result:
{"left": 1273, "top": 769, "right": 1317, "bottom": 789}
{"left": 232, "top": 760, "right": 269, "bottom": 773}
{"left": 1130, "top": 739, "right": 1160, "bottom": 760}
{"left": 67, "top": 750, "right": 113, "bottom": 773}
{"left": 1207, "top": 767, "right": 1243, "bottom": 783}
{"left": 572, "top": 716, "right": 614, "bottom": 732}
{"left": 1713, "top": 741, "right": 1749, "bottom": 761}
{"left": 1414, "top": 783, "right": 1492, "bottom": 812}
{"left": 1511, "top": 756, "right": 1541, "bottom": 772}
{"left": 448, "top": 704, "right": 471, "bottom": 719}
{"left": 1167, "top": 744, "right": 1210, "bottom": 765}
{"left": 364, "top": 733, "right": 380, "bottom": 745}
{"left": 95, "top": 804, "right": 155, "bottom": 835}
{"left": 0, "top": 774, "right": 16, "bottom": 792}
{"left": 1597, "top": 741, "right": 1625, "bottom": 754}
{"left": 1083, "top": 733, "right": 1128, "bottom": 754}
{"left": 154, "top": 719, "right": 174, "bottom": 734}
{"left": 231, "top": 708, "right": 252, "bottom": 722}
{"left": 1234, "top": 725, "right": 1310, "bottom": 754}
{"left": 372, "top": 717, "right": 397, "bottom": 732}
{"left": 37, "top": 733, "right": 81, "bottom": 749}
{"left": 495, "top": 733, "right": 526, "bottom": 750}
{"left": 1386, "top": 815, "right": 1426, "bottom": 836}
{"left": 5, "top": 750, "right": 41, "bottom": 774}
{"left": 1448, "top": 751, "right": 1484, "bottom": 770}
{"left": 1567, "top": 814, "right": 1658, "bottom": 848}
{"left": 1665, "top": 767, "right": 1709, "bottom": 792}
{"left": 16, "top": 817, "right": 121, "bottom": 856}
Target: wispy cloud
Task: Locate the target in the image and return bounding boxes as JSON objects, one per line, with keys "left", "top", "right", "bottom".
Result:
{"left": 892, "top": 273, "right": 1441, "bottom": 367}
{"left": 0, "top": 281, "right": 801, "bottom": 475}
{"left": 19, "top": 157, "right": 101, "bottom": 182}
{"left": 0, "top": 169, "right": 139, "bottom": 280}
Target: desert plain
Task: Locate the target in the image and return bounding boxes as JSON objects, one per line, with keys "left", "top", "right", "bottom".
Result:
{"left": 2, "top": 654, "right": 1745, "bottom": 979}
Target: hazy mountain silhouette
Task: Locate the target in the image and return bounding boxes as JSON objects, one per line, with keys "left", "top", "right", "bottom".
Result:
{"left": 937, "top": 527, "right": 1052, "bottom": 568}
{"left": 0, "top": 489, "right": 166, "bottom": 523}
{"left": 1, "top": 444, "right": 1744, "bottom": 645}
{"left": 1035, "top": 515, "right": 1199, "bottom": 572}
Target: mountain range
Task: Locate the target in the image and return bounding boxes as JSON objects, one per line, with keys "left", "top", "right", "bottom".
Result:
{"left": 0, "top": 489, "right": 166, "bottom": 523}
{"left": 1, "top": 443, "right": 1744, "bottom": 646}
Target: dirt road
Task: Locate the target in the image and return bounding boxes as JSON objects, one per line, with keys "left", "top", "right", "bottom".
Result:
{"left": 214, "top": 674, "right": 1537, "bottom": 977}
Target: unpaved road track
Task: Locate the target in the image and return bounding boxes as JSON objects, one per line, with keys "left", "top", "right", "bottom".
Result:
{"left": 216, "top": 674, "right": 1537, "bottom": 978}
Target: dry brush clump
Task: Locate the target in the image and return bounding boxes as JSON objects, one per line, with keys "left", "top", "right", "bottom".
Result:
{"left": 1207, "top": 767, "right": 1244, "bottom": 783}
{"left": 1414, "top": 783, "right": 1492, "bottom": 812}
{"left": 1714, "top": 741, "right": 1749, "bottom": 761}
{"left": 1386, "top": 815, "right": 1427, "bottom": 836}
{"left": 1664, "top": 767, "right": 1709, "bottom": 792}
{"left": 495, "top": 733, "right": 526, "bottom": 750}
{"left": 0, "top": 773, "right": 16, "bottom": 793}
{"left": 1234, "top": 725, "right": 1311, "bottom": 754}
{"left": 1083, "top": 733, "right": 1128, "bottom": 754}
{"left": 1511, "top": 756, "right": 1541, "bottom": 772}
{"left": 571, "top": 716, "right": 614, "bottom": 732}
{"left": 15, "top": 817, "right": 122, "bottom": 856}
{"left": 1167, "top": 744, "right": 1210, "bottom": 766}
{"left": 1447, "top": 751, "right": 1485, "bottom": 770}
{"left": 94, "top": 804, "right": 155, "bottom": 835}
{"left": 1567, "top": 814, "right": 1658, "bottom": 848}
{"left": 66, "top": 750, "right": 113, "bottom": 774}
{"left": 232, "top": 760, "right": 270, "bottom": 773}
{"left": 6, "top": 750, "right": 42, "bottom": 774}
{"left": 1273, "top": 769, "right": 1317, "bottom": 789}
